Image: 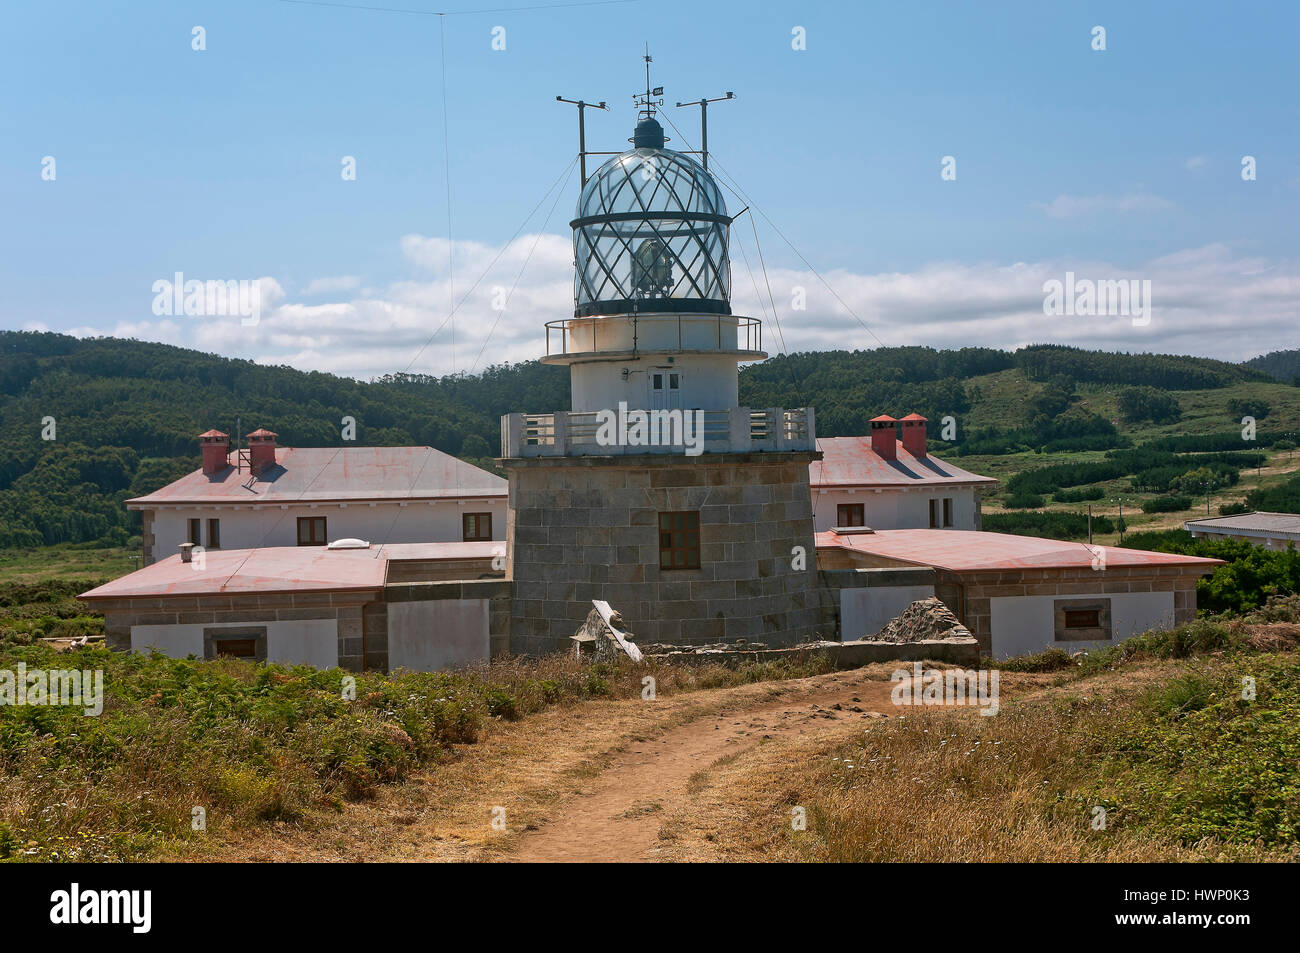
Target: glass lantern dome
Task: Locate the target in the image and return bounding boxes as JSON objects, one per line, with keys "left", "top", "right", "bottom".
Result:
{"left": 571, "top": 117, "right": 731, "bottom": 319}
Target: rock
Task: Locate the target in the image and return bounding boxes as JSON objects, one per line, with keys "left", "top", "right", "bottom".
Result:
{"left": 872, "top": 597, "right": 972, "bottom": 643}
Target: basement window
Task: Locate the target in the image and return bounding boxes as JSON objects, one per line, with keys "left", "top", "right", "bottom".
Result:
{"left": 203, "top": 626, "right": 267, "bottom": 662}
{"left": 837, "top": 503, "right": 865, "bottom": 527}
{"left": 659, "top": 511, "right": 701, "bottom": 570}
{"left": 1054, "top": 599, "right": 1112, "bottom": 642}
{"left": 297, "top": 516, "right": 327, "bottom": 546}
{"left": 463, "top": 512, "right": 492, "bottom": 541}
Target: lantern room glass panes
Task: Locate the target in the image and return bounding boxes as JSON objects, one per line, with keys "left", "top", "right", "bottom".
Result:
{"left": 573, "top": 147, "right": 731, "bottom": 318}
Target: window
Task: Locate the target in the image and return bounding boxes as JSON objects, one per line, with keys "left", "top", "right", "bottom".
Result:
{"left": 1063, "top": 608, "right": 1101, "bottom": 629}
{"left": 658, "top": 511, "right": 701, "bottom": 570}
{"left": 837, "top": 503, "right": 865, "bottom": 527}
{"left": 463, "top": 512, "right": 492, "bottom": 541}
{"left": 206, "top": 518, "right": 220, "bottom": 549}
{"left": 297, "top": 516, "right": 327, "bottom": 546}
{"left": 203, "top": 626, "right": 267, "bottom": 662}
{"left": 1054, "top": 599, "right": 1112, "bottom": 642}
{"left": 942, "top": 498, "right": 953, "bottom": 527}
{"left": 188, "top": 518, "right": 202, "bottom": 546}
{"left": 212, "top": 638, "right": 257, "bottom": 658}
{"left": 928, "top": 500, "right": 939, "bottom": 528}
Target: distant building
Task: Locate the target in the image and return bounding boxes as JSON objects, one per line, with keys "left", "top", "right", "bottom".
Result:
{"left": 1185, "top": 511, "right": 1300, "bottom": 550}
{"left": 809, "top": 418, "right": 997, "bottom": 533}
{"left": 128, "top": 429, "right": 507, "bottom": 565}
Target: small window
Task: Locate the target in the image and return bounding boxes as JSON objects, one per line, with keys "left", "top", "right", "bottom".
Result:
{"left": 212, "top": 638, "right": 257, "bottom": 659}
{"left": 928, "top": 500, "right": 939, "bottom": 529}
{"left": 297, "top": 516, "right": 327, "bottom": 546}
{"left": 658, "top": 511, "right": 701, "bottom": 570}
{"left": 206, "top": 518, "right": 221, "bottom": 549}
{"left": 837, "top": 503, "right": 865, "bottom": 527}
{"left": 463, "top": 512, "right": 492, "bottom": 541}
{"left": 1064, "top": 608, "right": 1101, "bottom": 629}
{"left": 669, "top": 373, "right": 679, "bottom": 389}
{"left": 188, "top": 518, "right": 202, "bottom": 546}
{"left": 943, "top": 498, "right": 953, "bottom": 528}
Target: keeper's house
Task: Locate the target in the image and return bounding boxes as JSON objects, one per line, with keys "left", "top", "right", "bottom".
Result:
{"left": 127, "top": 428, "right": 507, "bottom": 565}
{"left": 810, "top": 418, "right": 997, "bottom": 533}
{"left": 815, "top": 528, "right": 1222, "bottom": 659}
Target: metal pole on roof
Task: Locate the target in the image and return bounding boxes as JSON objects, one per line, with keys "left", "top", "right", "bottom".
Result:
{"left": 1087, "top": 504, "right": 1093, "bottom": 545}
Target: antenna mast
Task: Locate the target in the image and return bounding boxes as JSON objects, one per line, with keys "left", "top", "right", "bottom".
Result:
{"left": 675, "top": 90, "right": 735, "bottom": 170}
{"left": 635, "top": 43, "right": 664, "bottom": 120}
{"left": 556, "top": 95, "right": 609, "bottom": 187}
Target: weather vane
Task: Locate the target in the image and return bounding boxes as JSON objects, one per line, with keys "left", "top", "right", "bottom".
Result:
{"left": 635, "top": 43, "right": 664, "bottom": 121}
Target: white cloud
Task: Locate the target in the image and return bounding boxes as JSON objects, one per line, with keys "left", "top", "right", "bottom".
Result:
{"left": 1184, "top": 156, "right": 1208, "bottom": 171}
{"left": 62, "top": 237, "right": 1299, "bottom": 379}
{"left": 1034, "top": 192, "right": 1176, "bottom": 219}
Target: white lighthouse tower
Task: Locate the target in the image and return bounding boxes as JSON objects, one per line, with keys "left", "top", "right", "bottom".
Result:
{"left": 501, "top": 62, "right": 821, "bottom": 656}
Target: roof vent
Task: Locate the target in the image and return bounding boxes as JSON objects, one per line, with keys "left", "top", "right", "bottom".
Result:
{"left": 327, "top": 538, "right": 370, "bottom": 550}
{"left": 830, "top": 526, "right": 876, "bottom": 536}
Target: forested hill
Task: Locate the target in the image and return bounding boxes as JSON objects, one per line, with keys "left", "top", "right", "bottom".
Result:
{"left": 1246, "top": 349, "right": 1300, "bottom": 384}
{"left": 0, "top": 331, "right": 1278, "bottom": 547}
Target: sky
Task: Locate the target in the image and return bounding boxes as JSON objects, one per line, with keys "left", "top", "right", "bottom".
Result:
{"left": 2, "top": 0, "right": 1298, "bottom": 380}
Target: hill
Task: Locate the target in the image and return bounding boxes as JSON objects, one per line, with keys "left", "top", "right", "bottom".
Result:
{"left": 1, "top": 331, "right": 1296, "bottom": 550}
{"left": 1246, "top": 348, "right": 1300, "bottom": 384}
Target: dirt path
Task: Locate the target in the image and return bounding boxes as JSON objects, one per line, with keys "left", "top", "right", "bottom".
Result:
{"left": 183, "top": 663, "right": 1003, "bottom": 863}
{"left": 505, "top": 669, "right": 907, "bottom": 862}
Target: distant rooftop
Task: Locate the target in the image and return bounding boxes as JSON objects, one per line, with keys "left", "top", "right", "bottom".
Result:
{"left": 810, "top": 437, "right": 999, "bottom": 489}
{"left": 127, "top": 446, "right": 507, "bottom": 507}
{"left": 1186, "top": 511, "right": 1300, "bottom": 538}
{"left": 817, "top": 529, "right": 1223, "bottom": 573}
{"left": 80, "top": 540, "right": 501, "bottom": 600}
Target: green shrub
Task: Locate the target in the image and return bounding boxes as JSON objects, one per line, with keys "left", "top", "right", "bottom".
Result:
{"left": 1141, "top": 494, "right": 1193, "bottom": 514}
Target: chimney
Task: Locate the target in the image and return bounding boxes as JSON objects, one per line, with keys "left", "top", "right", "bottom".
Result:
{"left": 870, "top": 415, "right": 898, "bottom": 461}
{"left": 200, "top": 430, "right": 230, "bottom": 475}
{"left": 247, "top": 428, "right": 278, "bottom": 475}
{"left": 900, "top": 413, "right": 928, "bottom": 458}
{"left": 179, "top": 542, "right": 194, "bottom": 563}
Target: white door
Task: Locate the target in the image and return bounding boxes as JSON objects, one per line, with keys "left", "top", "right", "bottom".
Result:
{"left": 651, "top": 370, "right": 683, "bottom": 409}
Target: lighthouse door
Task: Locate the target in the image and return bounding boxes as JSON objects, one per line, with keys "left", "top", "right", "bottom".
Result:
{"left": 650, "top": 371, "right": 683, "bottom": 410}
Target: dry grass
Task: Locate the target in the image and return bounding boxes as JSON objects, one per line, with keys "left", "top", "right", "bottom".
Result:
{"left": 654, "top": 654, "right": 1300, "bottom": 862}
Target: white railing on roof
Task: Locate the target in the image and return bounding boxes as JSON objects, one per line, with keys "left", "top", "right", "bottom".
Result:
{"left": 500, "top": 407, "right": 816, "bottom": 457}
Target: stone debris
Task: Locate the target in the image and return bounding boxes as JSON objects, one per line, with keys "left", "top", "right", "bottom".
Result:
{"left": 572, "top": 600, "right": 643, "bottom": 663}
{"left": 872, "top": 597, "right": 971, "bottom": 643}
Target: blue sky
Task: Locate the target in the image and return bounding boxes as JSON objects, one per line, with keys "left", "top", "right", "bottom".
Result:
{"left": 3, "top": 0, "right": 1297, "bottom": 378}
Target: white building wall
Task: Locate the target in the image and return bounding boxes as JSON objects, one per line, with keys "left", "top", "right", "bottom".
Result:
{"left": 387, "top": 599, "right": 490, "bottom": 672}
{"left": 813, "top": 486, "right": 979, "bottom": 533}
{"left": 129, "top": 619, "right": 339, "bottom": 668}
{"left": 988, "top": 591, "right": 1175, "bottom": 660}
{"left": 570, "top": 353, "right": 740, "bottom": 413}
{"left": 147, "top": 498, "right": 506, "bottom": 560}
{"left": 840, "top": 584, "right": 936, "bottom": 641}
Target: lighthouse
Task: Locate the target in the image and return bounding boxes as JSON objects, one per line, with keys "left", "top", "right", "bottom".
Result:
{"left": 500, "top": 61, "right": 821, "bottom": 655}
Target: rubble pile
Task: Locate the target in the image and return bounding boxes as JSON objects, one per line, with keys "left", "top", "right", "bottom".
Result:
{"left": 872, "top": 597, "right": 971, "bottom": 643}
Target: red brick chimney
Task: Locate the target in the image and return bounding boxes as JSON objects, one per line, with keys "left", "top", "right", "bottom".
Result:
{"left": 870, "top": 415, "right": 898, "bottom": 461}
{"left": 900, "top": 413, "right": 928, "bottom": 458}
{"left": 247, "top": 428, "right": 279, "bottom": 475}
{"left": 200, "top": 430, "right": 230, "bottom": 475}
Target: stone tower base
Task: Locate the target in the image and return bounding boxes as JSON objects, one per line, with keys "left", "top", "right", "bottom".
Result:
{"left": 503, "top": 451, "right": 824, "bottom": 658}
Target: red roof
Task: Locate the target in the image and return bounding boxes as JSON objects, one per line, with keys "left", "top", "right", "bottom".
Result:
{"left": 817, "top": 529, "right": 1223, "bottom": 572}
{"left": 126, "top": 446, "right": 507, "bottom": 506}
{"left": 79, "top": 541, "right": 501, "bottom": 600}
{"left": 869, "top": 414, "right": 898, "bottom": 423}
{"left": 899, "top": 413, "right": 928, "bottom": 421}
{"left": 199, "top": 429, "right": 228, "bottom": 438}
{"left": 810, "top": 437, "right": 999, "bottom": 488}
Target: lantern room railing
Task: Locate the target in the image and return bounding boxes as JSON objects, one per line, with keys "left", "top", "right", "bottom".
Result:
{"left": 500, "top": 406, "right": 815, "bottom": 457}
